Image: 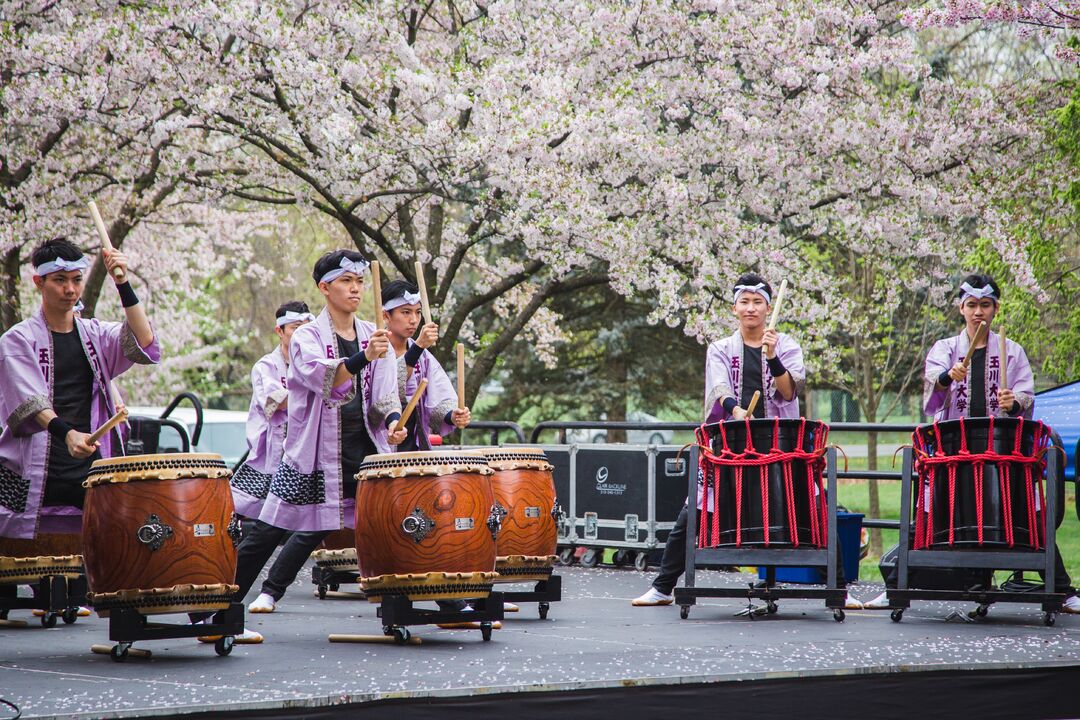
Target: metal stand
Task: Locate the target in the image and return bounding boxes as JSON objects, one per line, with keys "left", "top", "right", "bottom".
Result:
{"left": 500, "top": 575, "right": 562, "bottom": 619}
{"left": 103, "top": 602, "right": 245, "bottom": 661}
{"left": 674, "top": 446, "right": 847, "bottom": 622}
{"left": 377, "top": 591, "right": 505, "bottom": 643}
{"left": 0, "top": 574, "right": 88, "bottom": 627}
{"left": 312, "top": 564, "right": 364, "bottom": 599}
{"left": 887, "top": 448, "right": 1065, "bottom": 626}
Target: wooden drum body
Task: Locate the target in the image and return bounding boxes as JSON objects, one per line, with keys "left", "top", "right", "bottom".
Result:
{"left": 0, "top": 534, "right": 83, "bottom": 585}
{"left": 312, "top": 528, "right": 359, "bottom": 573}
{"left": 355, "top": 452, "right": 498, "bottom": 602}
{"left": 81, "top": 453, "right": 240, "bottom": 616}
{"left": 481, "top": 448, "right": 558, "bottom": 583}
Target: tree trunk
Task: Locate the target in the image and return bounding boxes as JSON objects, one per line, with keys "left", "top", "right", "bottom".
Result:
{"left": 607, "top": 353, "right": 628, "bottom": 443}
{"left": 0, "top": 246, "right": 22, "bottom": 332}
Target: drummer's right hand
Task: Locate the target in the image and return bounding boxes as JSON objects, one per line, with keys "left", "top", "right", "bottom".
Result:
{"left": 947, "top": 361, "right": 967, "bottom": 383}
{"left": 388, "top": 428, "right": 408, "bottom": 446}
{"left": 365, "top": 329, "right": 391, "bottom": 361}
{"left": 731, "top": 407, "right": 748, "bottom": 421}
{"left": 65, "top": 430, "right": 99, "bottom": 459}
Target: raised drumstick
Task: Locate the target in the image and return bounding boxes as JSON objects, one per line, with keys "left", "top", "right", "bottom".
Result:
{"left": 456, "top": 342, "right": 465, "bottom": 410}
{"left": 414, "top": 260, "right": 432, "bottom": 326}
{"left": 88, "top": 408, "right": 129, "bottom": 444}
{"left": 961, "top": 321, "right": 988, "bottom": 368}
{"left": 391, "top": 379, "right": 428, "bottom": 435}
{"left": 87, "top": 200, "right": 124, "bottom": 280}
{"left": 744, "top": 390, "right": 762, "bottom": 418}
{"left": 371, "top": 261, "right": 384, "bottom": 330}
{"left": 767, "top": 278, "right": 788, "bottom": 331}
{"left": 999, "top": 325, "right": 1008, "bottom": 389}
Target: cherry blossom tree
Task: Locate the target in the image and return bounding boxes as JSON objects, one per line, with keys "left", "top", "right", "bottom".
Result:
{"left": 908, "top": 2, "right": 1079, "bottom": 62}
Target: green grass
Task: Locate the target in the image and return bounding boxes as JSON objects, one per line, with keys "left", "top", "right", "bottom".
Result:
{"left": 839, "top": 478, "right": 1080, "bottom": 583}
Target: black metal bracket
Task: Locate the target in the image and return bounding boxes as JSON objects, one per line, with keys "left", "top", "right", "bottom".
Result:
{"left": 0, "top": 574, "right": 88, "bottom": 622}
{"left": 377, "top": 591, "right": 505, "bottom": 630}
{"left": 311, "top": 564, "right": 364, "bottom": 598}
{"left": 108, "top": 602, "right": 244, "bottom": 643}
{"left": 500, "top": 575, "right": 562, "bottom": 618}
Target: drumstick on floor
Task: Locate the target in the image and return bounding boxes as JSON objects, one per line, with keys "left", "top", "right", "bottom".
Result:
{"left": 329, "top": 633, "right": 422, "bottom": 645}
{"left": 744, "top": 390, "right": 762, "bottom": 418}
{"left": 391, "top": 379, "right": 428, "bottom": 435}
{"left": 88, "top": 408, "right": 129, "bottom": 445}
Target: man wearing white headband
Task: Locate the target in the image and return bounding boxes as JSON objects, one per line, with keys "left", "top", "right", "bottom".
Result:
{"left": 635, "top": 273, "right": 862, "bottom": 609}
{"left": 0, "top": 237, "right": 160, "bottom": 583}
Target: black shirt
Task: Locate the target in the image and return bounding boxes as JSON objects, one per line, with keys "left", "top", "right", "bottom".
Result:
{"left": 741, "top": 344, "right": 766, "bottom": 418}
{"left": 969, "top": 347, "right": 987, "bottom": 417}
{"left": 336, "top": 334, "right": 377, "bottom": 498}
{"left": 45, "top": 329, "right": 100, "bottom": 507}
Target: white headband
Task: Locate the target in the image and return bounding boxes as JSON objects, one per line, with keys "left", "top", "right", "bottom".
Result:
{"left": 276, "top": 310, "right": 315, "bottom": 328}
{"left": 959, "top": 282, "right": 998, "bottom": 304}
{"left": 319, "top": 256, "right": 370, "bottom": 285}
{"left": 34, "top": 256, "right": 90, "bottom": 277}
{"left": 733, "top": 283, "right": 771, "bottom": 305}
{"left": 383, "top": 291, "right": 422, "bottom": 312}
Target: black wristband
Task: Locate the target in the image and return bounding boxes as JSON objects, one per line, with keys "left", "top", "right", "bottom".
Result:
{"left": 116, "top": 281, "right": 139, "bottom": 308}
{"left": 444, "top": 410, "right": 455, "bottom": 426}
{"left": 767, "top": 356, "right": 787, "bottom": 377}
{"left": 722, "top": 397, "right": 738, "bottom": 413}
{"left": 938, "top": 370, "right": 953, "bottom": 387}
{"left": 47, "top": 417, "right": 73, "bottom": 441}
{"left": 344, "top": 351, "right": 369, "bottom": 375}
{"left": 385, "top": 412, "right": 402, "bottom": 429}
{"left": 404, "top": 343, "right": 425, "bottom": 367}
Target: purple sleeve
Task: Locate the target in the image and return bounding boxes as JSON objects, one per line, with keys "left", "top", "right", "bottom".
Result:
{"left": 0, "top": 335, "right": 49, "bottom": 437}
{"left": 421, "top": 353, "right": 458, "bottom": 437}
{"left": 1009, "top": 342, "right": 1035, "bottom": 419}
{"left": 775, "top": 335, "right": 806, "bottom": 399}
{"left": 923, "top": 338, "right": 954, "bottom": 417}
{"left": 704, "top": 341, "right": 733, "bottom": 424}
{"left": 252, "top": 358, "right": 288, "bottom": 419}
{"left": 289, "top": 327, "right": 353, "bottom": 407}
{"left": 94, "top": 319, "right": 161, "bottom": 378}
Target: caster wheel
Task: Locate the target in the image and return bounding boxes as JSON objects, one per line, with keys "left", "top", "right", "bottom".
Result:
{"left": 382, "top": 625, "right": 394, "bottom": 637}
{"left": 62, "top": 607, "right": 78, "bottom": 624}
{"left": 969, "top": 605, "right": 989, "bottom": 619}
{"left": 680, "top": 606, "right": 690, "bottom": 620}
{"left": 317, "top": 584, "right": 328, "bottom": 600}
{"left": 612, "top": 550, "right": 631, "bottom": 567}
{"left": 833, "top": 609, "right": 845, "bottom": 623}
{"left": 767, "top": 602, "right": 779, "bottom": 615}
{"left": 215, "top": 636, "right": 235, "bottom": 656}
{"left": 329, "top": 583, "right": 340, "bottom": 592}
{"left": 392, "top": 626, "right": 411, "bottom": 645}
{"left": 538, "top": 602, "right": 550, "bottom": 620}
{"left": 558, "top": 548, "right": 576, "bottom": 566}
{"left": 110, "top": 644, "right": 130, "bottom": 662}
{"left": 634, "top": 553, "right": 649, "bottom": 572}
{"left": 1044, "top": 611, "right": 1057, "bottom": 627}
{"left": 480, "top": 622, "right": 493, "bottom": 642}
{"left": 580, "top": 548, "right": 600, "bottom": 568}
{"left": 890, "top": 609, "right": 904, "bottom": 623}
{"left": 40, "top": 612, "right": 58, "bottom": 628}
{"left": 0, "top": 609, "right": 9, "bottom": 621}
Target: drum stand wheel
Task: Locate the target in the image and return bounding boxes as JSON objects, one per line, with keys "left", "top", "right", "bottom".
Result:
{"left": 1043, "top": 611, "right": 1058, "bottom": 627}
{"left": 890, "top": 609, "right": 905, "bottom": 623}
{"left": 215, "top": 635, "right": 235, "bottom": 656}
{"left": 110, "top": 642, "right": 132, "bottom": 662}
{"left": 679, "top": 605, "right": 690, "bottom": 620}
{"left": 538, "top": 601, "right": 550, "bottom": 620}
{"left": 832, "top": 608, "right": 845, "bottom": 623}
{"left": 968, "top": 604, "right": 991, "bottom": 620}
{"left": 40, "top": 611, "right": 58, "bottom": 628}
{"left": 383, "top": 625, "right": 412, "bottom": 645}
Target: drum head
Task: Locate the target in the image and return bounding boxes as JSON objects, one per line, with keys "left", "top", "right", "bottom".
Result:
{"left": 356, "top": 450, "right": 491, "bottom": 480}
{"left": 84, "top": 453, "right": 230, "bottom": 487}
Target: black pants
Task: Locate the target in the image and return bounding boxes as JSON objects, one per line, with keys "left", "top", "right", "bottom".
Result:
{"left": 651, "top": 504, "right": 848, "bottom": 595}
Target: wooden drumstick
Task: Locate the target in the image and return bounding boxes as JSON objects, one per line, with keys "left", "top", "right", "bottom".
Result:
{"left": 88, "top": 408, "right": 129, "bottom": 444}
{"left": 87, "top": 200, "right": 124, "bottom": 280}
{"left": 744, "top": 390, "right": 761, "bottom": 417}
{"left": 456, "top": 342, "right": 465, "bottom": 410}
{"left": 961, "top": 321, "right": 988, "bottom": 368}
{"left": 371, "top": 260, "right": 384, "bottom": 330}
{"left": 999, "top": 325, "right": 1008, "bottom": 389}
{"left": 391, "top": 379, "right": 428, "bottom": 435}
{"left": 767, "top": 278, "right": 788, "bottom": 331}
{"left": 414, "top": 260, "right": 432, "bottom": 326}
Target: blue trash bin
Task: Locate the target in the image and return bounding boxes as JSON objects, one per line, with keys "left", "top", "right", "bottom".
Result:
{"left": 756, "top": 512, "right": 864, "bottom": 584}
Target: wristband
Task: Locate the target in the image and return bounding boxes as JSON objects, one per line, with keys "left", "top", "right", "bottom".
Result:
{"left": 344, "top": 351, "right": 369, "bottom": 375}
{"left": 766, "top": 356, "right": 787, "bottom": 377}
{"left": 385, "top": 412, "right": 402, "bottom": 429}
{"left": 404, "top": 343, "right": 425, "bottom": 367}
{"left": 47, "top": 417, "right": 73, "bottom": 441}
{"left": 445, "top": 410, "right": 455, "bottom": 426}
{"left": 938, "top": 370, "right": 953, "bottom": 387}
{"left": 722, "top": 397, "right": 738, "bottom": 414}
{"left": 116, "top": 281, "right": 139, "bottom": 308}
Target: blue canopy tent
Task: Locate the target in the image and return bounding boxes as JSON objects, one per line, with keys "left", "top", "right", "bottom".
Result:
{"left": 1034, "top": 380, "right": 1080, "bottom": 482}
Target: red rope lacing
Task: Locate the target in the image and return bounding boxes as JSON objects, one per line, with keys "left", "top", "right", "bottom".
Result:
{"left": 695, "top": 419, "right": 829, "bottom": 549}
{"left": 912, "top": 417, "right": 1048, "bottom": 550}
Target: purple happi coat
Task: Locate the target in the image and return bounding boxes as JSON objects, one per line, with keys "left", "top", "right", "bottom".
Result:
{"left": 0, "top": 307, "right": 160, "bottom": 539}
{"left": 229, "top": 347, "right": 289, "bottom": 518}
{"left": 259, "top": 309, "right": 400, "bottom": 532}
{"left": 923, "top": 330, "right": 1034, "bottom": 421}
{"left": 698, "top": 330, "right": 806, "bottom": 510}
{"left": 397, "top": 340, "right": 457, "bottom": 450}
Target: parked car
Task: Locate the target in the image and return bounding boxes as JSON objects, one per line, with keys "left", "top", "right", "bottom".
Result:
{"left": 126, "top": 406, "right": 249, "bottom": 468}
{"left": 565, "top": 411, "right": 675, "bottom": 445}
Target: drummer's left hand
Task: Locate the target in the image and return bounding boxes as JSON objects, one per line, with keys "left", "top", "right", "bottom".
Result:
{"left": 451, "top": 407, "right": 471, "bottom": 429}
{"left": 762, "top": 328, "right": 779, "bottom": 359}
{"left": 998, "top": 389, "right": 1015, "bottom": 413}
{"left": 103, "top": 248, "right": 129, "bottom": 284}
{"left": 388, "top": 427, "right": 408, "bottom": 445}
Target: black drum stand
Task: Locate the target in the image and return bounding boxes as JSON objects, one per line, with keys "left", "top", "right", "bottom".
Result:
{"left": 311, "top": 564, "right": 364, "bottom": 599}
{"left": 377, "top": 591, "right": 505, "bottom": 643}
{"left": 501, "top": 575, "right": 562, "bottom": 619}
{"left": 0, "top": 574, "right": 88, "bottom": 628}
{"left": 675, "top": 446, "right": 847, "bottom": 622}
{"left": 100, "top": 603, "right": 245, "bottom": 661}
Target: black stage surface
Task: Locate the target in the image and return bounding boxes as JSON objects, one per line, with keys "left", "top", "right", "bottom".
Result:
{"left": 3, "top": 564, "right": 1080, "bottom": 720}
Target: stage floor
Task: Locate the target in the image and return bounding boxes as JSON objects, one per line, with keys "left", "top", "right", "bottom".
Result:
{"left": 3, "top": 563, "right": 1080, "bottom": 719}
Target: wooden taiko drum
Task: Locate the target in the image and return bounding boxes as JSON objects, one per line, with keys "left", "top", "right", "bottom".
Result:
{"left": 480, "top": 448, "right": 559, "bottom": 583}
{"left": 354, "top": 451, "right": 498, "bottom": 602}
{"left": 0, "top": 534, "right": 83, "bottom": 585}
{"left": 311, "top": 528, "right": 359, "bottom": 573}
{"left": 81, "top": 453, "right": 240, "bottom": 616}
